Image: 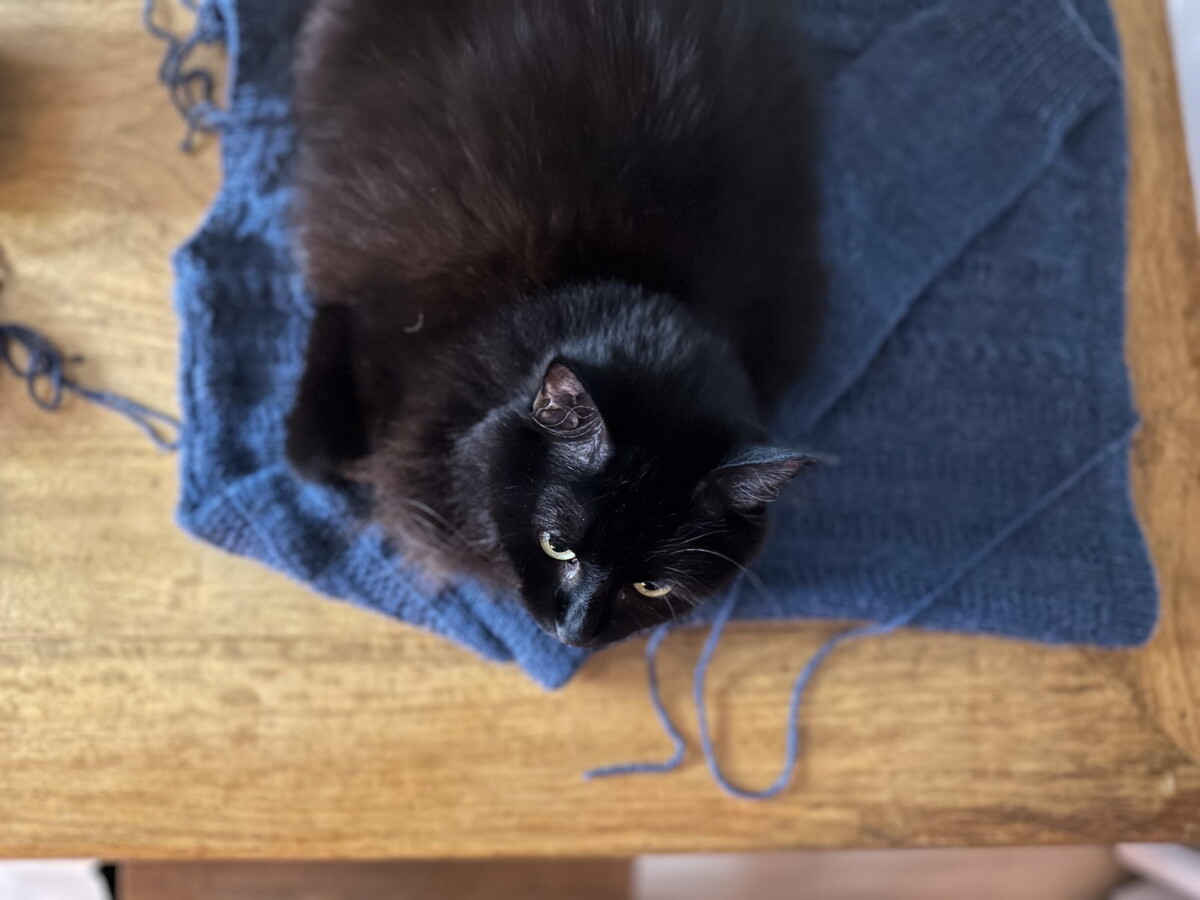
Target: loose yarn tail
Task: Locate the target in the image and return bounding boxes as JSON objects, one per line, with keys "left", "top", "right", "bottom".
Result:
{"left": 0, "top": 324, "right": 182, "bottom": 451}
{"left": 142, "top": 0, "right": 228, "bottom": 150}
{"left": 0, "top": 2, "right": 227, "bottom": 446}
{"left": 588, "top": 428, "right": 1137, "bottom": 799}
{"left": 583, "top": 624, "right": 686, "bottom": 778}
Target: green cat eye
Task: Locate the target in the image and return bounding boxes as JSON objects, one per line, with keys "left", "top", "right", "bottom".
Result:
{"left": 538, "top": 531, "right": 576, "bottom": 561}
{"left": 633, "top": 581, "right": 672, "bottom": 598}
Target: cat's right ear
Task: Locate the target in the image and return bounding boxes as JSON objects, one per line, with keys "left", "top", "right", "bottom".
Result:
{"left": 532, "top": 361, "right": 613, "bottom": 467}
{"left": 695, "top": 445, "right": 818, "bottom": 515}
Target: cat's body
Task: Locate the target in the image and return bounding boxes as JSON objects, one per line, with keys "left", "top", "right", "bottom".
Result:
{"left": 288, "top": 0, "right": 822, "bottom": 647}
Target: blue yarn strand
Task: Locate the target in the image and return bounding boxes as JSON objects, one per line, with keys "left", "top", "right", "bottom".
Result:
{"left": 583, "top": 623, "right": 686, "bottom": 779}
{"left": 1, "top": 324, "right": 181, "bottom": 452}
{"left": 2, "top": 0, "right": 222, "bottom": 446}
{"left": 589, "top": 428, "right": 1137, "bottom": 798}
{"left": 692, "top": 589, "right": 899, "bottom": 800}
{"left": 142, "top": 0, "right": 228, "bottom": 151}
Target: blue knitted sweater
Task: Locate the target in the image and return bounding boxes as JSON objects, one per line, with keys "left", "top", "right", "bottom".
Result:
{"left": 169, "top": 0, "right": 1157, "bottom": 691}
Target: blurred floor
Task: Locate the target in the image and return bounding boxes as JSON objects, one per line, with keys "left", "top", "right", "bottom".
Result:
{"left": 0, "top": 860, "right": 109, "bottom": 900}
{"left": 114, "top": 848, "right": 1200, "bottom": 899}
{"left": 121, "top": 859, "right": 632, "bottom": 900}
{"left": 634, "top": 846, "right": 1126, "bottom": 900}
{"left": 4, "top": 845, "right": 1200, "bottom": 898}
{"left": 1168, "top": 0, "right": 1200, "bottom": 224}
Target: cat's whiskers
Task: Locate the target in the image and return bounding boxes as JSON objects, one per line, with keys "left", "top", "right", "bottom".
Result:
{"left": 395, "top": 507, "right": 449, "bottom": 546}
{"left": 394, "top": 498, "right": 491, "bottom": 560}
{"left": 653, "top": 565, "right": 702, "bottom": 595}
{"left": 400, "top": 498, "right": 454, "bottom": 532}
{"left": 655, "top": 527, "right": 730, "bottom": 554}
{"left": 397, "top": 511, "right": 449, "bottom": 556}
{"left": 678, "top": 547, "right": 774, "bottom": 605}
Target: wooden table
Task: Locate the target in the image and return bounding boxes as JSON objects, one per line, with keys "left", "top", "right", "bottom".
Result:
{"left": 1, "top": 0, "right": 1198, "bottom": 858}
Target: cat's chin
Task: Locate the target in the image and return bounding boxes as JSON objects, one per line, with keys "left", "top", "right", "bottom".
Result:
{"left": 552, "top": 631, "right": 604, "bottom": 650}
{"left": 529, "top": 616, "right": 654, "bottom": 651}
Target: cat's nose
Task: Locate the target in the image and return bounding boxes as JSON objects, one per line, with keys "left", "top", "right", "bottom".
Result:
{"left": 554, "top": 594, "right": 606, "bottom": 647}
{"left": 555, "top": 620, "right": 599, "bottom": 646}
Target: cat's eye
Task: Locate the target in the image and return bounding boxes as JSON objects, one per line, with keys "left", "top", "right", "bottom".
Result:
{"left": 633, "top": 581, "right": 672, "bottom": 598}
{"left": 538, "top": 531, "right": 576, "bottom": 561}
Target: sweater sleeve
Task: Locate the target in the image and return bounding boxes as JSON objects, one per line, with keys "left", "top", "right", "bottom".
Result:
{"left": 789, "top": 0, "right": 1121, "bottom": 430}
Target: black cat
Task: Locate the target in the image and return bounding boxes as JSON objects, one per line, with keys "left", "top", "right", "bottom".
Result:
{"left": 286, "top": 0, "right": 823, "bottom": 648}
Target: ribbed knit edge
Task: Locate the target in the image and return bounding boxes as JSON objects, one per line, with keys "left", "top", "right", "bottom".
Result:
{"left": 940, "top": 0, "right": 1119, "bottom": 128}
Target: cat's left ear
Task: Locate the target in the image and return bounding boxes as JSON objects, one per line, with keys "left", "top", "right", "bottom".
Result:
{"left": 532, "top": 361, "right": 613, "bottom": 466}
{"left": 696, "top": 445, "right": 818, "bottom": 514}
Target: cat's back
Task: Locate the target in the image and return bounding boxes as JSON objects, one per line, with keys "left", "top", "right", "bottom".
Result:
{"left": 294, "top": 0, "right": 811, "bottom": 312}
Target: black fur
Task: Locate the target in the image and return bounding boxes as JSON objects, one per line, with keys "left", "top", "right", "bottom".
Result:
{"left": 287, "top": 0, "right": 822, "bottom": 647}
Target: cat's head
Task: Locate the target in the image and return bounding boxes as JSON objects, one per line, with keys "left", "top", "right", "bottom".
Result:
{"left": 358, "top": 284, "right": 816, "bottom": 648}
{"left": 489, "top": 360, "right": 814, "bottom": 648}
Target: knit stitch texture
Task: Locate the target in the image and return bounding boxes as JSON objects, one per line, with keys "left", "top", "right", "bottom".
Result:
{"left": 170, "top": 0, "right": 1158, "bottom": 690}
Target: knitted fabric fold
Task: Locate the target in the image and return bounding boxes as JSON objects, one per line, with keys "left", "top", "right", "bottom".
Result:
{"left": 169, "top": 0, "right": 1157, "bottom": 691}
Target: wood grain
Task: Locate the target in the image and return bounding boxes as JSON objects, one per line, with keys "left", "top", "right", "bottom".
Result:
{"left": 0, "top": 0, "right": 1198, "bottom": 858}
